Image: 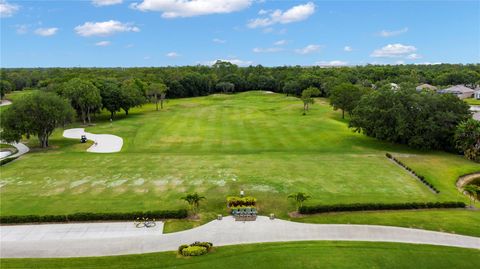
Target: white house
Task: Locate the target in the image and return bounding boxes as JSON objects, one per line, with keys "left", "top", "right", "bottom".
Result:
{"left": 416, "top": 84, "right": 437, "bottom": 92}
{"left": 438, "top": 85, "right": 475, "bottom": 99}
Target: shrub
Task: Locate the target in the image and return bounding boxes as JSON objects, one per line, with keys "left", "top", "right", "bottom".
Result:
{"left": 178, "top": 244, "right": 189, "bottom": 254}
{"left": 182, "top": 246, "right": 208, "bottom": 256}
{"left": 226, "top": 196, "right": 256, "bottom": 207}
{"left": 298, "top": 201, "right": 465, "bottom": 214}
{"left": 190, "top": 241, "right": 213, "bottom": 251}
{"left": 0, "top": 209, "right": 188, "bottom": 224}
{"left": 0, "top": 156, "right": 18, "bottom": 166}
{"left": 386, "top": 154, "right": 439, "bottom": 193}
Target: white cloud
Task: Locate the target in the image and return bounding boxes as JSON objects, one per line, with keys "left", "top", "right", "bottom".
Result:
{"left": 395, "top": 60, "right": 405, "bottom": 65}
{"left": 206, "top": 58, "right": 253, "bottom": 66}
{"left": 344, "top": 46, "right": 352, "bottom": 52}
{"left": 252, "top": 47, "right": 283, "bottom": 53}
{"left": 371, "top": 43, "right": 417, "bottom": 58}
{"left": 125, "top": 44, "right": 134, "bottom": 48}
{"left": 378, "top": 27, "right": 408, "bottom": 37}
{"left": 75, "top": 20, "right": 140, "bottom": 37}
{"left": 166, "top": 52, "right": 180, "bottom": 57}
{"left": 15, "top": 24, "right": 28, "bottom": 34}
{"left": 414, "top": 62, "right": 442, "bottom": 65}
{"left": 213, "top": 38, "right": 226, "bottom": 44}
{"left": 95, "top": 40, "right": 111, "bottom": 46}
{"left": 274, "top": 39, "right": 287, "bottom": 46}
{"left": 92, "top": 0, "right": 123, "bottom": 6}
{"left": 295, "top": 44, "right": 321, "bottom": 55}
{"left": 34, "top": 27, "right": 58, "bottom": 37}
{"left": 258, "top": 9, "right": 269, "bottom": 15}
{"left": 315, "top": 60, "right": 348, "bottom": 67}
{"left": 0, "top": 0, "right": 19, "bottom": 18}
{"left": 247, "top": 2, "right": 315, "bottom": 28}
{"left": 131, "top": 0, "right": 252, "bottom": 18}
{"left": 406, "top": 53, "right": 421, "bottom": 60}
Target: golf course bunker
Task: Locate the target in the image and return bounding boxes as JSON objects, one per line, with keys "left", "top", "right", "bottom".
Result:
{"left": 63, "top": 128, "right": 123, "bottom": 153}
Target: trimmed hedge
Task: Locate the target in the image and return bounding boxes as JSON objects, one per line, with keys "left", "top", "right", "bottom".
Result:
{"left": 386, "top": 153, "right": 440, "bottom": 193}
{"left": 227, "top": 196, "right": 256, "bottom": 207}
{"left": 0, "top": 156, "right": 18, "bottom": 166}
{"left": 299, "top": 201, "right": 466, "bottom": 214}
{"left": 0, "top": 209, "right": 188, "bottom": 224}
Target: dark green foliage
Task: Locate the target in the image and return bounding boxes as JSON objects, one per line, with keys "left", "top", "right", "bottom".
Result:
{"left": 454, "top": 118, "right": 480, "bottom": 162}
{"left": 63, "top": 78, "right": 102, "bottom": 124}
{"left": 0, "top": 156, "right": 18, "bottom": 166}
{"left": 0, "top": 91, "right": 74, "bottom": 147}
{"left": 299, "top": 201, "right": 466, "bottom": 214}
{"left": 215, "top": 82, "right": 235, "bottom": 93}
{"left": 0, "top": 210, "right": 188, "bottom": 224}
{"left": 94, "top": 78, "right": 123, "bottom": 118}
{"left": 329, "top": 83, "right": 369, "bottom": 119}
{"left": 350, "top": 89, "right": 470, "bottom": 150}
{"left": 119, "top": 79, "right": 147, "bottom": 115}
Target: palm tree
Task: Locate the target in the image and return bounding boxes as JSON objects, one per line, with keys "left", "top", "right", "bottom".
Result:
{"left": 180, "top": 192, "right": 206, "bottom": 214}
{"left": 464, "top": 185, "right": 480, "bottom": 208}
{"left": 288, "top": 192, "right": 311, "bottom": 211}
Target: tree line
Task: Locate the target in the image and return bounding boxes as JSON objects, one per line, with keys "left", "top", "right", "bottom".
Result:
{"left": 0, "top": 62, "right": 479, "bottom": 161}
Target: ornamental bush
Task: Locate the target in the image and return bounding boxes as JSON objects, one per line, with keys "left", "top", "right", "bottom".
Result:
{"left": 181, "top": 246, "right": 208, "bottom": 256}
{"left": 226, "top": 196, "right": 256, "bottom": 207}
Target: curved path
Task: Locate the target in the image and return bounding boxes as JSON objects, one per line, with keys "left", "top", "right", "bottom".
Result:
{"left": 0, "top": 142, "right": 30, "bottom": 160}
{"left": 63, "top": 128, "right": 123, "bottom": 153}
{"left": 1, "top": 216, "right": 479, "bottom": 258}
{"left": 0, "top": 100, "right": 12, "bottom": 106}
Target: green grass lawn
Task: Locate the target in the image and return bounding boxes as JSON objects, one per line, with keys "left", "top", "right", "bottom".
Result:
{"left": 1, "top": 92, "right": 478, "bottom": 229}
{"left": 292, "top": 209, "right": 480, "bottom": 237}
{"left": 1, "top": 241, "right": 479, "bottom": 269}
{"left": 465, "top": 98, "right": 480, "bottom": 105}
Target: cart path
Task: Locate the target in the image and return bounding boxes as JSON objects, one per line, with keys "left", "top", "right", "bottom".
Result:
{"left": 1, "top": 216, "right": 479, "bottom": 258}
{"left": 0, "top": 141, "right": 29, "bottom": 159}
{"left": 63, "top": 128, "right": 123, "bottom": 153}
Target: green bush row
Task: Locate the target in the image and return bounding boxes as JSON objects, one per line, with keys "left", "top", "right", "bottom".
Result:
{"left": 0, "top": 209, "right": 188, "bottom": 224}
{"left": 386, "top": 153, "right": 440, "bottom": 193}
{"left": 299, "top": 201, "right": 466, "bottom": 214}
{"left": 227, "top": 196, "right": 256, "bottom": 207}
{"left": 0, "top": 156, "right": 18, "bottom": 166}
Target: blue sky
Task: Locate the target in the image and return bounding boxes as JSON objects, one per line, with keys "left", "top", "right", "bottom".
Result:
{"left": 1, "top": 0, "right": 479, "bottom": 67}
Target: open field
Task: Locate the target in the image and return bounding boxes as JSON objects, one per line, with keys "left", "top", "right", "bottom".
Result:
{"left": 2, "top": 241, "right": 479, "bottom": 269}
{"left": 1, "top": 92, "right": 478, "bottom": 226}
{"left": 465, "top": 98, "right": 480, "bottom": 105}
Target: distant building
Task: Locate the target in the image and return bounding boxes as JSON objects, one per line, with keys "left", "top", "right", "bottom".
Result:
{"left": 416, "top": 84, "right": 437, "bottom": 92}
{"left": 438, "top": 85, "right": 475, "bottom": 99}
{"left": 390, "top": 83, "right": 399, "bottom": 91}
{"left": 475, "top": 89, "right": 480, "bottom": 100}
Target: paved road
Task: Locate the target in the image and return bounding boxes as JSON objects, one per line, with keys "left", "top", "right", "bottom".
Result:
{"left": 63, "top": 128, "right": 123, "bottom": 153}
{"left": 1, "top": 216, "right": 479, "bottom": 258}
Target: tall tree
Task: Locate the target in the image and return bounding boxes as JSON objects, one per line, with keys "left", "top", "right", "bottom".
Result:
{"left": 180, "top": 192, "right": 206, "bottom": 214}
{"left": 329, "top": 83, "right": 367, "bottom": 119}
{"left": 288, "top": 192, "right": 310, "bottom": 211}
{"left": 120, "top": 79, "right": 147, "bottom": 115}
{"left": 95, "top": 78, "right": 122, "bottom": 119}
{"left": 1, "top": 92, "right": 74, "bottom": 148}
{"left": 0, "top": 80, "right": 13, "bottom": 101}
{"left": 215, "top": 82, "right": 234, "bottom": 94}
{"left": 63, "top": 78, "right": 102, "bottom": 125}
{"left": 147, "top": 82, "right": 168, "bottom": 111}
{"left": 455, "top": 118, "right": 480, "bottom": 162}
{"left": 300, "top": 87, "right": 320, "bottom": 114}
